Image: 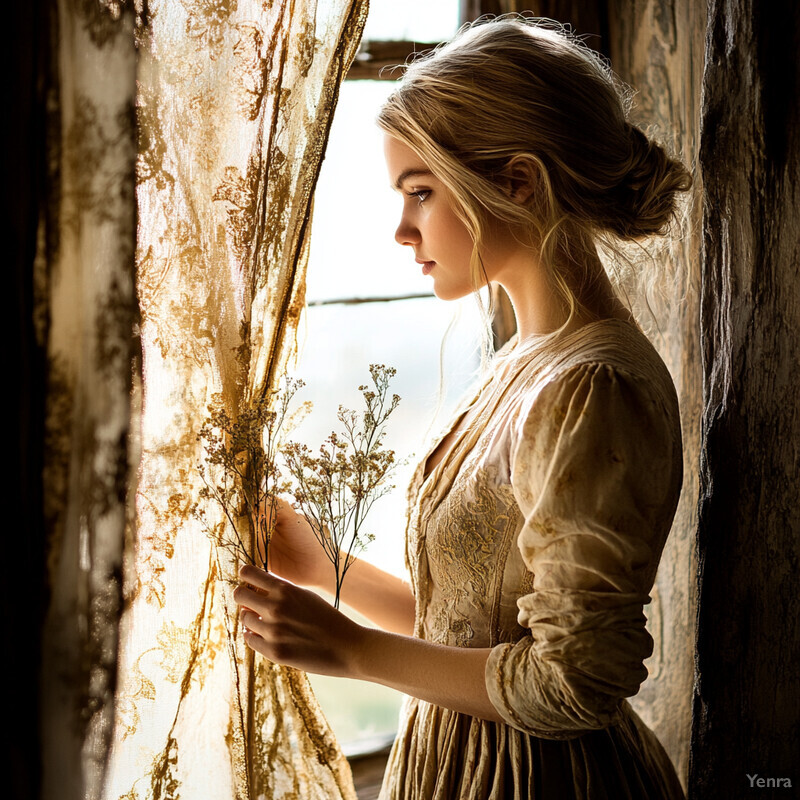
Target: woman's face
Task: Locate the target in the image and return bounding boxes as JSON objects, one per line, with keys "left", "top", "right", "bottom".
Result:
{"left": 383, "top": 135, "right": 482, "bottom": 301}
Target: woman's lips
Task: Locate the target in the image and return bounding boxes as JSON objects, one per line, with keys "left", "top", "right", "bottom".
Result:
{"left": 417, "top": 259, "right": 436, "bottom": 275}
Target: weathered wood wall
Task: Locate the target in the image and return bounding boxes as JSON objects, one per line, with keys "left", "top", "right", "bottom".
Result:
{"left": 690, "top": 1, "right": 800, "bottom": 796}
{"left": 606, "top": 1, "right": 706, "bottom": 790}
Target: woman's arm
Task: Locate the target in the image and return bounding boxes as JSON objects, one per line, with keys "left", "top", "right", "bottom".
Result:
{"left": 352, "top": 625, "right": 505, "bottom": 723}
{"left": 485, "top": 361, "right": 681, "bottom": 735}
{"left": 321, "top": 556, "right": 416, "bottom": 637}
{"left": 263, "top": 499, "right": 415, "bottom": 636}
{"left": 234, "top": 565, "right": 505, "bottom": 723}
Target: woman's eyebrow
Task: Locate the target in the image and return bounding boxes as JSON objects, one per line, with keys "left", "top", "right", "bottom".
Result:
{"left": 393, "top": 168, "right": 434, "bottom": 190}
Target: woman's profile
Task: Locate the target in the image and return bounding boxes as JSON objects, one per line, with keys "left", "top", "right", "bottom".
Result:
{"left": 234, "top": 16, "right": 691, "bottom": 799}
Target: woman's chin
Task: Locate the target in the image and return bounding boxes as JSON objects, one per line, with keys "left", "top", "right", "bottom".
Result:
{"left": 433, "top": 281, "right": 485, "bottom": 301}
{"left": 431, "top": 282, "right": 474, "bottom": 302}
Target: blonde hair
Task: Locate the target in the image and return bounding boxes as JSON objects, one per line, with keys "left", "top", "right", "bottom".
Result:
{"left": 377, "top": 17, "right": 693, "bottom": 342}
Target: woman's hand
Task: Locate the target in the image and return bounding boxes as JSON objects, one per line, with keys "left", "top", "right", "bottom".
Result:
{"left": 234, "top": 564, "right": 363, "bottom": 677}
{"left": 234, "top": 565, "right": 504, "bottom": 722}
{"left": 261, "top": 498, "right": 416, "bottom": 635}
{"left": 260, "top": 498, "right": 330, "bottom": 590}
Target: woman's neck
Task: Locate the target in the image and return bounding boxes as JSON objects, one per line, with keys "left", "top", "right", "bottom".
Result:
{"left": 495, "top": 235, "right": 630, "bottom": 340}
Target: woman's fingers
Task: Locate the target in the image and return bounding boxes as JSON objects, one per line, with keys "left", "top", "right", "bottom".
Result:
{"left": 234, "top": 567, "right": 310, "bottom": 624}
{"left": 233, "top": 585, "right": 271, "bottom": 617}
{"left": 238, "top": 563, "right": 277, "bottom": 591}
{"left": 234, "top": 567, "right": 284, "bottom": 623}
{"left": 234, "top": 574, "right": 296, "bottom": 661}
{"left": 232, "top": 564, "right": 362, "bottom": 677}
{"left": 240, "top": 608, "right": 268, "bottom": 636}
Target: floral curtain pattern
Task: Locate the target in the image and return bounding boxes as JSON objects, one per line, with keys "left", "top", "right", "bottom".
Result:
{"left": 109, "top": 0, "right": 368, "bottom": 797}
{"left": 37, "top": 1, "right": 368, "bottom": 798}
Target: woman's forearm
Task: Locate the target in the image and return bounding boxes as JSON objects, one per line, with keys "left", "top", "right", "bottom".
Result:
{"left": 314, "top": 556, "right": 416, "bottom": 636}
{"left": 350, "top": 626, "right": 505, "bottom": 723}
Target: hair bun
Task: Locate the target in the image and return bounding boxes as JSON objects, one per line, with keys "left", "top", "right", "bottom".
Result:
{"left": 607, "top": 124, "right": 693, "bottom": 240}
{"left": 378, "top": 18, "right": 693, "bottom": 251}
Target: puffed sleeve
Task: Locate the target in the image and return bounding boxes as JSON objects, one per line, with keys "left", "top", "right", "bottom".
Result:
{"left": 485, "top": 362, "right": 681, "bottom": 738}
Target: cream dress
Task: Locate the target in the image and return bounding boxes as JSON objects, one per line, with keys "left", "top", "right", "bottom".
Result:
{"left": 379, "top": 318, "right": 686, "bottom": 800}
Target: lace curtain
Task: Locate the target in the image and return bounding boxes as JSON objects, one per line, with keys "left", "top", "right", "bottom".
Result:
{"left": 38, "top": 1, "right": 368, "bottom": 799}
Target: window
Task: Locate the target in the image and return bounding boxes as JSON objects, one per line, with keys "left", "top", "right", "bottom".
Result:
{"left": 290, "top": 1, "right": 483, "bottom": 758}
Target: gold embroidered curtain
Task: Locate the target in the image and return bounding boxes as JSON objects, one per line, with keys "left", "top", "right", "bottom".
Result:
{"left": 38, "top": 1, "right": 368, "bottom": 798}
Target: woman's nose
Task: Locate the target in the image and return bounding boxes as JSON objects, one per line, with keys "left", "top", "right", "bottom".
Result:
{"left": 394, "top": 213, "right": 420, "bottom": 247}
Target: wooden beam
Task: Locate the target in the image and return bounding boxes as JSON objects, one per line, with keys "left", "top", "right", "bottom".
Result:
{"left": 347, "top": 40, "right": 440, "bottom": 80}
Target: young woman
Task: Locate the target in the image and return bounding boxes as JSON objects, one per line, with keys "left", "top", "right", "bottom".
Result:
{"left": 234, "top": 17, "right": 691, "bottom": 799}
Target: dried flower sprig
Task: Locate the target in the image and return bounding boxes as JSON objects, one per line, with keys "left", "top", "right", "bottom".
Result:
{"left": 194, "top": 379, "right": 305, "bottom": 569}
{"left": 283, "top": 365, "right": 400, "bottom": 609}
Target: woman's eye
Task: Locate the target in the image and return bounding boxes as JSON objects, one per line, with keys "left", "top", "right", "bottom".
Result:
{"left": 407, "top": 189, "right": 431, "bottom": 205}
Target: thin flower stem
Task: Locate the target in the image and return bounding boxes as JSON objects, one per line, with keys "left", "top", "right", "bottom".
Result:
{"left": 281, "top": 366, "right": 400, "bottom": 609}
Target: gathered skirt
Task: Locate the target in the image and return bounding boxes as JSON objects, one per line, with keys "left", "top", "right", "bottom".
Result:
{"left": 378, "top": 698, "right": 686, "bottom": 800}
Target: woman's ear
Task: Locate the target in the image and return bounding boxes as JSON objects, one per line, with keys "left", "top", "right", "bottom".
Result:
{"left": 498, "top": 155, "right": 542, "bottom": 206}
